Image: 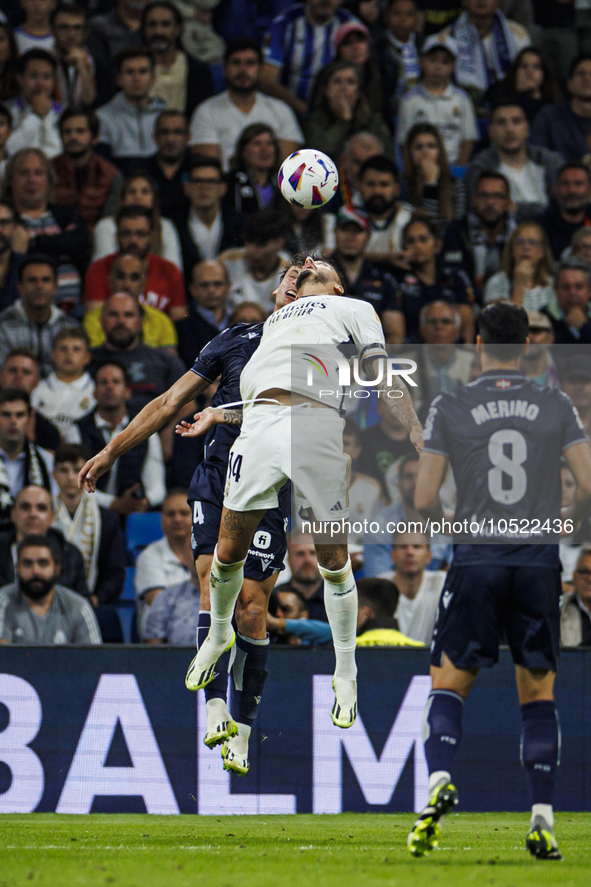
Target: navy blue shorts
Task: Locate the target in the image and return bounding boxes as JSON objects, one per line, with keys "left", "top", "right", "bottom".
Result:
{"left": 189, "top": 462, "right": 288, "bottom": 582}
{"left": 431, "top": 565, "right": 561, "bottom": 672}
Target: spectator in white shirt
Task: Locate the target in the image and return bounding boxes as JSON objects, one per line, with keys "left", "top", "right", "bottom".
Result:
{"left": 31, "top": 325, "right": 95, "bottom": 441}
{"left": 379, "top": 531, "right": 446, "bottom": 644}
{"left": 189, "top": 37, "right": 303, "bottom": 172}
{"left": 14, "top": 0, "right": 56, "bottom": 55}
{"left": 5, "top": 49, "right": 62, "bottom": 159}
{"left": 134, "top": 487, "right": 193, "bottom": 637}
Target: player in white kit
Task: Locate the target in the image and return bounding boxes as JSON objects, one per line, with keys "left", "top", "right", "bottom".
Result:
{"left": 186, "top": 256, "right": 423, "bottom": 726}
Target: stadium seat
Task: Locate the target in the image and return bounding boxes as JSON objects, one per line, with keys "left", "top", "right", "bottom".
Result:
{"left": 126, "top": 512, "right": 163, "bottom": 562}
{"left": 120, "top": 566, "right": 136, "bottom": 601}
{"left": 450, "top": 165, "right": 467, "bottom": 181}
{"left": 210, "top": 63, "right": 225, "bottom": 95}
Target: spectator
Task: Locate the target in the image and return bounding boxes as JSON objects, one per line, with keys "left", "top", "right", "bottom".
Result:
{"left": 484, "top": 221, "right": 554, "bottom": 310}
{"left": 304, "top": 60, "right": 391, "bottom": 162}
{"left": 0, "top": 103, "right": 12, "bottom": 184}
{"left": 342, "top": 419, "right": 384, "bottom": 547}
{"left": 142, "top": 110, "right": 192, "bottom": 218}
{"left": 0, "top": 391, "right": 55, "bottom": 526}
{"left": 134, "top": 488, "right": 193, "bottom": 636}
{"left": 52, "top": 107, "right": 123, "bottom": 231}
{"left": 219, "top": 209, "right": 289, "bottom": 313}
{"left": 141, "top": 0, "right": 213, "bottom": 119}
{"left": 52, "top": 443, "right": 126, "bottom": 609}
{"left": 379, "top": 531, "right": 446, "bottom": 644}
{"left": 73, "top": 360, "right": 166, "bottom": 513}
{"left": 357, "top": 155, "right": 412, "bottom": 263}
{"left": 0, "top": 534, "right": 101, "bottom": 645}
{"left": 228, "top": 301, "right": 267, "bottom": 323}
{"left": 357, "top": 396, "right": 416, "bottom": 497}
{"left": 330, "top": 206, "right": 401, "bottom": 341}
{"left": 87, "top": 0, "right": 146, "bottom": 104}
{"left": 560, "top": 355, "right": 591, "bottom": 439}
{"left": 96, "top": 47, "right": 166, "bottom": 173}
{"left": 485, "top": 46, "right": 563, "bottom": 124}
{"left": 50, "top": 1, "right": 96, "bottom": 107}
{"left": 89, "top": 293, "right": 185, "bottom": 412}
{"left": 0, "top": 198, "right": 23, "bottom": 311}
{"left": 541, "top": 257, "right": 591, "bottom": 344}
{"left": 3, "top": 148, "right": 91, "bottom": 312}
{"left": 438, "top": 0, "right": 530, "bottom": 104}
{"left": 396, "top": 36, "right": 478, "bottom": 166}
{"left": 540, "top": 162, "right": 591, "bottom": 260}
{"left": 85, "top": 257, "right": 177, "bottom": 351}
{"left": 0, "top": 347, "right": 61, "bottom": 451}
{"left": 570, "top": 226, "right": 591, "bottom": 265}
{"left": 189, "top": 37, "right": 303, "bottom": 171}
{"left": 84, "top": 204, "right": 186, "bottom": 320}
{"left": 144, "top": 565, "right": 200, "bottom": 644}
{"left": 225, "top": 123, "right": 281, "bottom": 216}
{"left": 356, "top": 579, "right": 425, "bottom": 647}
{"left": 178, "top": 0, "right": 225, "bottom": 65}
{"left": 274, "top": 533, "right": 327, "bottom": 621}
{"left": 467, "top": 100, "right": 564, "bottom": 222}
{"left": 0, "top": 23, "right": 19, "bottom": 103}
{"left": 400, "top": 123, "right": 467, "bottom": 231}
{"left": 531, "top": 2, "right": 576, "bottom": 91}
{"left": 175, "top": 259, "right": 232, "bottom": 368}
{"left": 0, "top": 483, "right": 88, "bottom": 593}
{"left": 260, "top": 0, "right": 361, "bottom": 115}
{"left": 373, "top": 0, "right": 422, "bottom": 122}
{"left": 561, "top": 545, "right": 591, "bottom": 645}
{"left": 413, "top": 300, "right": 474, "bottom": 404}
{"left": 5, "top": 49, "right": 62, "bottom": 159}
{"left": 331, "top": 19, "right": 383, "bottom": 114}
{"left": 266, "top": 587, "right": 329, "bottom": 645}
{"left": 31, "top": 326, "right": 95, "bottom": 440}
{"left": 395, "top": 213, "right": 475, "bottom": 342}
{"left": 443, "top": 170, "right": 516, "bottom": 297}
{"left": 0, "top": 254, "right": 74, "bottom": 375}
{"left": 91, "top": 172, "right": 182, "bottom": 270}
{"left": 14, "top": 0, "right": 56, "bottom": 54}
{"left": 171, "top": 156, "right": 242, "bottom": 278}
{"left": 530, "top": 55, "right": 591, "bottom": 162}
{"left": 521, "top": 309, "right": 558, "bottom": 388}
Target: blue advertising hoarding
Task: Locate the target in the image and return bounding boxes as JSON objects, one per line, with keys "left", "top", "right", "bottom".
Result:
{"left": 0, "top": 647, "right": 590, "bottom": 814}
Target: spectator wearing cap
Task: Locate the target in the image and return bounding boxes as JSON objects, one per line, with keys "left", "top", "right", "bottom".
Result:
{"left": 396, "top": 36, "right": 478, "bottom": 166}
{"left": 331, "top": 20, "right": 383, "bottom": 116}
{"left": 330, "top": 207, "right": 402, "bottom": 342}
{"left": 561, "top": 356, "right": 591, "bottom": 440}
{"left": 373, "top": 0, "right": 422, "bottom": 122}
{"left": 541, "top": 258, "right": 591, "bottom": 344}
{"left": 521, "top": 309, "right": 559, "bottom": 389}
{"left": 540, "top": 163, "right": 591, "bottom": 261}
{"left": 436, "top": 0, "right": 530, "bottom": 105}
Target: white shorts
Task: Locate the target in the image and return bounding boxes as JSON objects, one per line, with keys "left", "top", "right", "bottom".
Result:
{"left": 223, "top": 403, "right": 350, "bottom": 521}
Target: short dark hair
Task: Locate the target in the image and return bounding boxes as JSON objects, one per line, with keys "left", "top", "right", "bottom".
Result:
{"left": 556, "top": 255, "right": 591, "bottom": 285}
{"left": 243, "top": 209, "right": 287, "bottom": 245}
{"left": 398, "top": 452, "right": 420, "bottom": 475}
{"left": 188, "top": 154, "right": 223, "bottom": 177}
{"left": 3, "top": 347, "right": 38, "bottom": 366}
{"left": 58, "top": 106, "right": 99, "bottom": 139}
{"left": 17, "top": 533, "right": 62, "bottom": 568}
{"left": 51, "top": 1, "right": 87, "bottom": 26}
{"left": 17, "top": 49, "right": 57, "bottom": 75}
{"left": 358, "top": 155, "right": 399, "bottom": 182}
{"left": 54, "top": 442, "right": 91, "bottom": 467}
{"left": 0, "top": 387, "right": 31, "bottom": 412}
{"left": 343, "top": 418, "right": 360, "bottom": 441}
{"left": 18, "top": 254, "right": 58, "bottom": 282}
{"left": 142, "top": 0, "right": 183, "bottom": 30}
{"left": 478, "top": 301, "right": 529, "bottom": 360}
{"left": 93, "top": 360, "right": 132, "bottom": 387}
{"left": 115, "top": 46, "right": 154, "bottom": 72}
{"left": 0, "top": 103, "right": 12, "bottom": 127}
{"left": 569, "top": 53, "right": 591, "bottom": 81}
{"left": 557, "top": 161, "right": 591, "bottom": 183}
{"left": 402, "top": 211, "right": 441, "bottom": 246}
{"left": 224, "top": 37, "right": 263, "bottom": 65}
{"left": 52, "top": 325, "right": 90, "bottom": 349}
{"left": 155, "top": 109, "right": 188, "bottom": 132}
{"left": 475, "top": 169, "right": 510, "bottom": 194}
{"left": 356, "top": 578, "right": 400, "bottom": 619}
{"left": 490, "top": 98, "right": 527, "bottom": 121}
{"left": 116, "top": 204, "right": 154, "bottom": 229}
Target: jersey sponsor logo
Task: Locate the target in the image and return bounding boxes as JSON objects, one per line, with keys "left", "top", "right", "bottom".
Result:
{"left": 253, "top": 531, "right": 271, "bottom": 550}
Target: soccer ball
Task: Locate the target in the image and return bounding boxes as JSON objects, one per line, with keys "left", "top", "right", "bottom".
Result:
{"left": 278, "top": 149, "right": 339, "bottom": 209}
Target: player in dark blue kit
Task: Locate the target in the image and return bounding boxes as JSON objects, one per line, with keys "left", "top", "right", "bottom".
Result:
{"left": 408, "top": 302, "right": 591, "bottom": 860}
{"left": 79, "top": 264, "right": 302, "bottom": 776}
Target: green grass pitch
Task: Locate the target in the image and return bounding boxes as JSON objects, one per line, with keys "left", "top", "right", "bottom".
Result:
{"left": 1, "top": 813, "right": 589, "bottom": 887}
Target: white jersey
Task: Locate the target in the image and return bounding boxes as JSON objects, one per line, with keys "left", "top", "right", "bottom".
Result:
{"left": 239, "top": 294, "right": 387, "bottom": 409}
{"left": 379, "top": 569, "right": 446, "bottom": 644}
{"left": 31, "top": 372, "right": 95, "bottom": 441}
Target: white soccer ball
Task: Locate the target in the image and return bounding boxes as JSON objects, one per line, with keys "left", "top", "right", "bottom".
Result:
{"left": 278, "top": 149, "right": 339, "bottom": 209}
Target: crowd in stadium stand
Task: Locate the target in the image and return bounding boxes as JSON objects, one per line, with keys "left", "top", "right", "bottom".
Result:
{"left": 1, "top": 0, "right": 591, "bottom": 648}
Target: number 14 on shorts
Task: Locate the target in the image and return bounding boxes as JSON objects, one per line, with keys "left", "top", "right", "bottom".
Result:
{"left": 224, "top": 451, "right": 243, "bottom": 497}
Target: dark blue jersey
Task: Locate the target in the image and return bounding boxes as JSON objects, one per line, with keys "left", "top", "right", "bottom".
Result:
{"left": 189, "top": 322, "right": 263, "bottom": 481}
{"left": 423, "top": 370, "right": 588, "bottom": 567}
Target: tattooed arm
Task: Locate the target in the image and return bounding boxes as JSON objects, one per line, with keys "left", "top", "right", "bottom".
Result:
{"left": 365, "top": 356, "right": 423, "bottom": 453}
{"left": 175, "top": 406, "right": 243, "bottom": 438}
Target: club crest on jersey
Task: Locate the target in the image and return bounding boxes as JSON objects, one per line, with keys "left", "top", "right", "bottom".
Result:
{"left": 495, "top": 379, "right": 512, "bottom": 389}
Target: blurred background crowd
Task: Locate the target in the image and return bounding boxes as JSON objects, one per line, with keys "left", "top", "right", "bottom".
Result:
{"left": 1, "top": 0, "right": 591, "bottom": 651}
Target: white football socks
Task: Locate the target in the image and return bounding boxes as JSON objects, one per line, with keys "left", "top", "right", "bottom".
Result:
{"left": 209, "top": 545, "right": 246, "bottom": 645}
{"left": 532, "top": 803, "right": 554, "bottom": 828}
{"left": 429, "top": 770, "right": 451, "bottom": 795}
{"left": 319, "top": 557, "right": 358, "bottom": 681}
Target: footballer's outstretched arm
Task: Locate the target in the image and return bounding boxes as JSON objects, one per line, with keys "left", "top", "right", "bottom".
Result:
{"left": 79, "top": 370, "right": 210, "bottom": 492}
{"left": 364, "top": 355, "right": 423, "bottom": 452}
{"left": 176, "top": 406, "right": 243, "bottom": 438}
